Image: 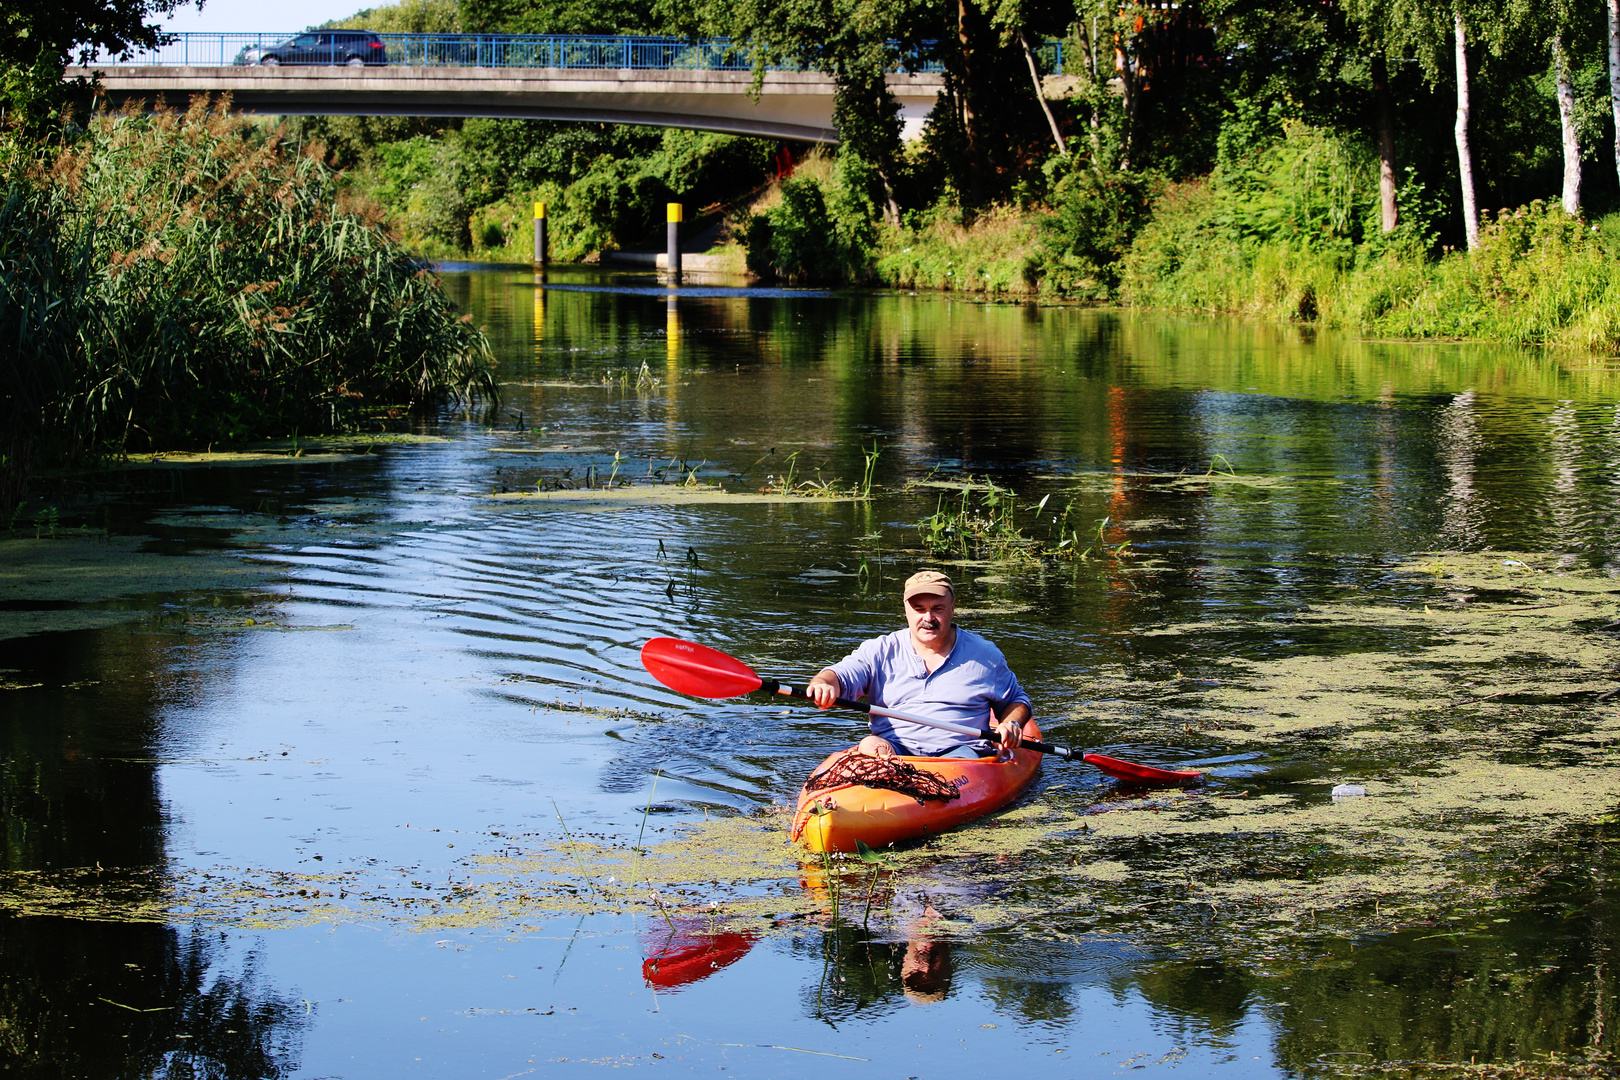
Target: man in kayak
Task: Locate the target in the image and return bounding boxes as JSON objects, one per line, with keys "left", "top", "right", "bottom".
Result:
{"left": 804, "top": 570, "right": 1031, "bottom": 758}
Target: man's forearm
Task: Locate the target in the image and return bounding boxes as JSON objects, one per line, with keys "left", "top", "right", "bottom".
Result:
{"left": 994, "top": 702, "right": 1032, "bottom": 726}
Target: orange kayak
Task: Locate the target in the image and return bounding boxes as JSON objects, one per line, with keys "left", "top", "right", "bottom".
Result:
{"left": 789, "top": 721, "right": 1043, "bottom": 853}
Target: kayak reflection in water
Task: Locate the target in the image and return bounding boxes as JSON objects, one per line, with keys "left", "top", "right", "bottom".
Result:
{"left": 805, "top": 571, "right": 1032, "bottom": 760}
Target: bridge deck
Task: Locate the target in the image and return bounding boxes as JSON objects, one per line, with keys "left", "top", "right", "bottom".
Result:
{"left": 86, "top": 66, "right": 948, "bottom": 143}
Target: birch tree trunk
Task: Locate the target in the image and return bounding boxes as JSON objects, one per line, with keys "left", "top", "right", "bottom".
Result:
{"left": 1609, "top": 0, "right": 1620, "bottom": 191}
{"left": 1372, "top": 52, "right": 1398, "bottom": 232}
{"left": 1453, "top": 10, "right": 1480, "bottom": 250}
{"left": 1019, "top": 30, "right": 1067, "bottom": 156}
{"left": 1084, "top": 13, "right": 1102, "bottom": 162}
{"left": 1554, "top": 34, "right": 1583, "bottom": 214}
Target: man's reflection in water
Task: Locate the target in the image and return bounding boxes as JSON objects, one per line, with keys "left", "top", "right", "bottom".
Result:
{"left": 900, "top": 906, "right": 952, "bottom": 1004}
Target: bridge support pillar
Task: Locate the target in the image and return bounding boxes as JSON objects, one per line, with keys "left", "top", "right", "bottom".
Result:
{"left": 533, "top": 201, "right": 547, "bottom": 265}
{"left": 666, "top": 202, "right": 682, "bottom": 280}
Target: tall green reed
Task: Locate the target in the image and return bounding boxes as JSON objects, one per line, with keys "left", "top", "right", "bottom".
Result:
{"left": 0, "top": 97, "right": 499, "bottom": 507}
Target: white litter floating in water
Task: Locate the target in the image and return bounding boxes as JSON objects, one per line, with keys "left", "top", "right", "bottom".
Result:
{"left": 1332, "top": 784, "right": 1368, "bottom": 802}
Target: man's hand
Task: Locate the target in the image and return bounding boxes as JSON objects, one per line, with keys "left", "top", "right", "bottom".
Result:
{"left": 993, "top": 703, "right": 1031, "bottom": 752}
{"left": 806, "top": 669, "right": 841, "bottom": 710}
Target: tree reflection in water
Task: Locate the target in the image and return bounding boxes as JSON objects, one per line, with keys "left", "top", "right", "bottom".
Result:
{"left": 782, "top": 845, "right": 1620, "bottom": 1069}
{"left": 1, "top": 623, "right": 310, "bottom": 1077}
{"left": 0, "top": 918, "right": 307, "bottom": 1078}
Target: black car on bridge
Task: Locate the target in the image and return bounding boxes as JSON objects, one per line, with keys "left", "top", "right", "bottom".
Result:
{"left": 241, "top": 31, "right": 388, "bottom": 67}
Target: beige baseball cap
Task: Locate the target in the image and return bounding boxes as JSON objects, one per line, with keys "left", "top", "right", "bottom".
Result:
{"left": 902, "top": 570, "right": 954, "bottom": 601}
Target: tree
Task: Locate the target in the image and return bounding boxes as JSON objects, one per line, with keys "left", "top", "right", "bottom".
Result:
{"left": 461, "top": 0, "right": 663, "bottom": 34}
{"left": 1342, "top": 0, "right": 1445, "bottom": 235}
{"left": 681, "top": 0, "right": 925, "bottom": 216}
{"left": 1453, "top": 8, "right": 1479, "bottom": 249}
{"left": 2, "top": 0, "right": 190, "bottom": 135}
{"left": 987, "top": 0, "right": 1067, "bottom": 156}
{"left": 2, "top": 0, "right": 185, "bottom": 68}
{"left": 1551, "top": 26, "right": 1582, "bottom": 213}
{"left": 1064, "top": 0, "right": 1219, "bottom": 175}
{"left": 1610, "top": 0, "right": 1620, "bottom": 194}
{"left": 1371, "top": 51, "right": 1398, "bottom": 231}
{"left": 1340, "top": 0, "right": 1546, "bottom": 250}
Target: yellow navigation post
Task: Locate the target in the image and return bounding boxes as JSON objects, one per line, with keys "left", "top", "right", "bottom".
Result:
{"left": 533, "top": 273, "right": 545, "bottom": 354}
{"left": 666, "top": 294, "right": 679, "bottom": 365}
{"left": 666, "top": 202, "right": 683, "bottom": 280}
{"left": 533, "top": 201, "right": 548, "bottom": 266}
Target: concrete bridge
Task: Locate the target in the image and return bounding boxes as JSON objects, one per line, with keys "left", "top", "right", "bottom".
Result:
{"left": 88, "top": 65, "right": 943, "bottom": 143}
{"left": 79, "top": 33, "right": 992, "bottom": 143}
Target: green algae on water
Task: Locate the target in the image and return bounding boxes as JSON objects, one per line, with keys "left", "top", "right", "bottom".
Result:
{"left": 0, "top": 535, "right": 283, "bottom": 641}
{"left": 34, "top": 434, "right": 448, "bottom": 473}
{"left": 0, "top": 813, "right": 817, "bottom": 934}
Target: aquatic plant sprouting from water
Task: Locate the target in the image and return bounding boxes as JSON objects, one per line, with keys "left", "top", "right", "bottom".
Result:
{"left": 916, "top": 479, "right": 1036, "bottom": 560}
{"left": 0, "top": 97, "right": 498, "bottom": 505}
{"left": 855, "top": 840, "right": 890, "bottom": 927}
{"left": 917, "top": 482, "right": 1125, "bottom": 562}
{"left": 860, "top": 442, "right": 881, "bottom": 498}
{"left": 760, "top": 448, "right": 873, "bottom": 500}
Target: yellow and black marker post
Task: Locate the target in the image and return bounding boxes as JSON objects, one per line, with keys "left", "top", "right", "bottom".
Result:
{"left": 666, "top": 202, "right": 683, "bottom": 280}
{"left": 533, "top": 201, "right": 548, "bottom": 266}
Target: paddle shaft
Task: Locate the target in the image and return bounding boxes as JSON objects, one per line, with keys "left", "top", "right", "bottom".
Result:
{"left": 756, "top": 677, "right": 1078, "bottom": 761}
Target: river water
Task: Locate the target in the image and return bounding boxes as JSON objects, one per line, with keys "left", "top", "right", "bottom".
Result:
{"left": 5, "top": 265, "right": 1620, "bottom": 1078}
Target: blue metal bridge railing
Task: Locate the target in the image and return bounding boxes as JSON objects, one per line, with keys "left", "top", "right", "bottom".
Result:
{"left": 98, "top": 32, "right": 1064, "bottom": 76}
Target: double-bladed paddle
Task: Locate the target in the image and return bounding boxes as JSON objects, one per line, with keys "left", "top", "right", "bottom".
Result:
{"left": 639, "top": 636, "right": 1201, "bottom": 786}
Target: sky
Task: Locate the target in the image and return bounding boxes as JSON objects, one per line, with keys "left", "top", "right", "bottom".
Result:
{"left": 159, "top": 0, "right": 361, "bottom": 35}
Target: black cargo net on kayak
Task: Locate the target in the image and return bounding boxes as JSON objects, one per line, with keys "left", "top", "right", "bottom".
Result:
{"left": 804, "top": 750, "right": 961, "bottom": 803}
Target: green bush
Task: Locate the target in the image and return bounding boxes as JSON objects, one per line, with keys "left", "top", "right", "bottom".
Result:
{"left": 1120, "top": 123, "right": 1374, "bottom": 317}
{"left": 1120, "top": 133, "right": 1620, "bottom": 351}
{"left": 745, "top": 153, "right": 880, "bottom": 284}
{"left": 746, "top": 179, "right": 837, "bottom": 282}
{"left": 1036, "top": 167, "right": 1161, "bottom": 294}
{"left": 344, "top": 124, "right": 775, "bottom": 261}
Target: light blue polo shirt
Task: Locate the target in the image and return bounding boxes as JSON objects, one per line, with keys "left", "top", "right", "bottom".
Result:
{"left": 830, "top": 627, "right": 1032, "bottom": 756}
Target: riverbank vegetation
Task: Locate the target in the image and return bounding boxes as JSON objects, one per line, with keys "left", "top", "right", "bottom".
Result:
{"left": 0, "top": 101, "right": 497, "bottom": 508}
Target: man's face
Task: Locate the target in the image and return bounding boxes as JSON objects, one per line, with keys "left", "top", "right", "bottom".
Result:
{"left": 905, "top": 591, "right": 955, "bottom": 649}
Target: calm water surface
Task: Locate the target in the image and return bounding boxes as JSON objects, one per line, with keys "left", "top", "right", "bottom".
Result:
{"left": 5, "top": 265, "right": 1620, "bottom": 1078}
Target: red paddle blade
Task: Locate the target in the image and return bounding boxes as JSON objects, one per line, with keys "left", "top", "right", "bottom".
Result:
{"left": 641, "top": 637, "right": 765, "bottom": 699}
{"left": 1083, "top": 753, "right": 1202, "bottom": 786}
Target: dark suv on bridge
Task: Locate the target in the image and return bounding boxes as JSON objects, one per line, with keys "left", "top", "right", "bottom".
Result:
{"left": 241, "top": 31, "right": 388, "bottom": 67}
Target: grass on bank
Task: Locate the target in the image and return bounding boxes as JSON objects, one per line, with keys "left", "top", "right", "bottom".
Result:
{"left": 1118, "top": 179, "right": 1620, "bottom": 352}
{"left": 0, "top": 98, "right": 497, "bottom": 507}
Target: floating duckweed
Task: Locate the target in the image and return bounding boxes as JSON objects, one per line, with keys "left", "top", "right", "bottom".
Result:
{"left": 908, "top": 548, "right": 1620, "bottom": 957}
